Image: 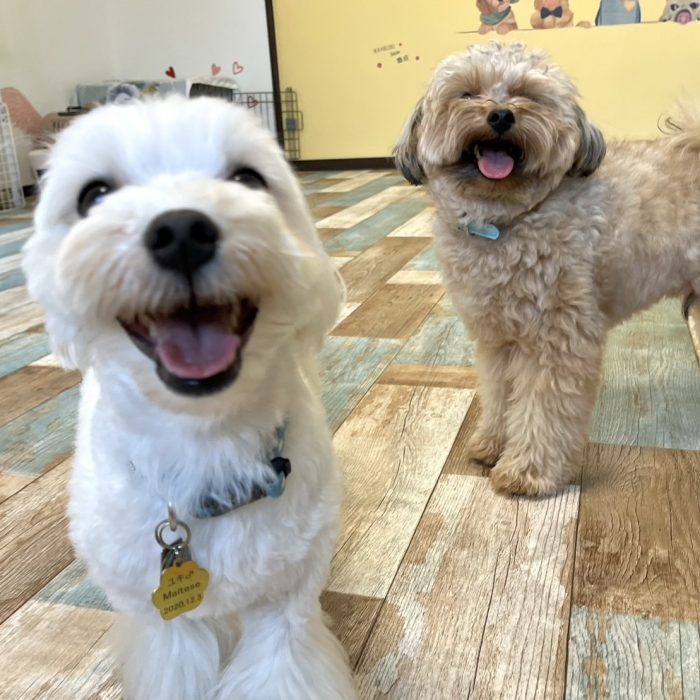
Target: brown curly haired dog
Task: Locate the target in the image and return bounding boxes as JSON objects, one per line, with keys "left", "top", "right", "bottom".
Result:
{"left": 395, "top": 43, "right": 700, "bottom": 496}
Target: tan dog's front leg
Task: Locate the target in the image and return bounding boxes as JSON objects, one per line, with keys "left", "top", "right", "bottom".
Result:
{"left": 490, "top": 342, "right": 602, "bottom": 496}
{"left": 468, "top": 342, "right": 513, "bottom": 466}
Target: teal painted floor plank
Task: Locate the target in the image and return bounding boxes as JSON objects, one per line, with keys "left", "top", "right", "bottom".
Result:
{"left": 0, "top": 237, "right": 28, "bottom": 259}
{"left": 0, "top": 269, "right": 25, "bottom": 292}
{"left": 323, "top": 174, "right": 405, "bottom": 208}
{"left": 0, "top": 222, "right": 32, "bottom": 236}
{"left": 591, "top": 299, "right": 700, "bottom": 450}
{"left": 395, "top": 297, "right": 474, "bottom": 368}
{"left": 321, "top": 336, "right": 402, "bottom": 433}
{"left": 403, "top": 243, "right": 440, "bottom": 272}
{"left": 567, "top": 607, "right": 700, "bottom": 700}
{"left": 0, "top": 331, "right": 50, "bottom": 378}
{"left": 36, "top": 560, "right": 111, "bottom": 612}
{"left": 1, "top": 385, "right": 79, "bottom": 477}
{"left": 324, "top": 198, "right": 427, "bottom": 253}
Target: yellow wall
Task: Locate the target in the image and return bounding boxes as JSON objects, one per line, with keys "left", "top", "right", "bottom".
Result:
{"left": 273, "top": 0, "right": 700, "bottom": 160}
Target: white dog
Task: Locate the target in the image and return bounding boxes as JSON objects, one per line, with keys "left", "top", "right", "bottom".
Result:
{"left": 23, "top": 97, "right": 356, "bottom": 700}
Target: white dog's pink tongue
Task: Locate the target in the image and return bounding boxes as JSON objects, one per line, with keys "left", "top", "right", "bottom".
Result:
{"left": 477, "top": 149, "right": 515, "bottom": 180}
{"left": 153, "top": 315, "right": 240, "bottom": 379}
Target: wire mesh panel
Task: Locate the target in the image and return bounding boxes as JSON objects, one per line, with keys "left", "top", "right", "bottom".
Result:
{"left": 0, "top": 103, "right": 25, "bottom": 211}
{"left": 189, "top": 84, "right": 303, "bottom": 161}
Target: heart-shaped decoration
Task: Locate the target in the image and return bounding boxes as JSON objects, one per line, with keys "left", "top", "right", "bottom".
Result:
{"left": 165, "top": 66, "right": 176, "bottom": 79}
{"left": 623, "top": 1, "right": 636, "bottom": 10}
{"left": 246, "top": 95, "right": 259, "bottom": 109}
{"left": 232, "top": 61, "right": 244, "bottom": 75}
{"left": 211, "top": 63, "right": 221, "bottom": 76}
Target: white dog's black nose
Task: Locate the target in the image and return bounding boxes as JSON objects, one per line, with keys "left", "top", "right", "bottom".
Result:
{"left": 487, "top": 109, "right": 515, "bottom": 135}
{"left": 144, "top": 209, "right": 219, "bottom": 275}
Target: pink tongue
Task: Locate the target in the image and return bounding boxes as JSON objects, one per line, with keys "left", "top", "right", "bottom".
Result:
{"left": 477, "top": 149, "right": 515, "bottom": 180}
{"left": 153, "top": 318, "right": 240, "bottom": 379}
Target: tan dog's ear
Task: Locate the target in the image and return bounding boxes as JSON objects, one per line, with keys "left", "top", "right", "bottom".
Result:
{"left": 569, "top": 105, "right": 606, "bottom": 176}
{"left": 394, "top": 100, "right": 426, "bottom": 185}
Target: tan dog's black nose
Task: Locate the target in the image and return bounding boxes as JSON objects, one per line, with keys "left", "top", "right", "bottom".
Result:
{"left": 487, "top": 109, "right": 515, "bottom": 135}
{"left": 144, "top": 209, "right": 219, "bottom": 276}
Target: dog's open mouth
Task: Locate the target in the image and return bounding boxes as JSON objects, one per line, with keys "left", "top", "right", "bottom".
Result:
{"left": 119, "top": 299, "right": 258, "bottom": 396}
{"left": 469, "top": 140, "right": 523, "bottom": 180}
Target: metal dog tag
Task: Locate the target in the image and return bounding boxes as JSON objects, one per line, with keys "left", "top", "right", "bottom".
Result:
{"left": 151, "top": 511, "right": 209, "bottom": 621}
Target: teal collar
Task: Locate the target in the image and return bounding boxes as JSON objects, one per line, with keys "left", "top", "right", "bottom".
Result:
{"left": 192, "top": 423, "right": 291, "bottom": 519}
{"left": 466, "top": 222, "right": 501, "bottom": 240}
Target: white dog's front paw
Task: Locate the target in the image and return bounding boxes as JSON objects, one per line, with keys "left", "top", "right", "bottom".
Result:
{"left": 468, "top": 429, "right": 504, "bottom": 467}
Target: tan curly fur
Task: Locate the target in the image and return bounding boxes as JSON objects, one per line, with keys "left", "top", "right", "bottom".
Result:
{"left": 395, "top": 42, "right": 700, "bottom": 496}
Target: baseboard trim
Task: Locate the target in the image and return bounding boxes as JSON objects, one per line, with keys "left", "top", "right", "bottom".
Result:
{"left": 292, "top": 157, "right": 395, "bottom": 171}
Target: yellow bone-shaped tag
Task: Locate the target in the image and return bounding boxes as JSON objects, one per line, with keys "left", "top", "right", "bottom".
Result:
{"left": 151, "top": 560, "right": 210, "bottom": 620}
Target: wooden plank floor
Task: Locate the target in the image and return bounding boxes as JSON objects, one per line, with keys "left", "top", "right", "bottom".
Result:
{"left": 1, "top": 172, "right": 700, "bottom": 698}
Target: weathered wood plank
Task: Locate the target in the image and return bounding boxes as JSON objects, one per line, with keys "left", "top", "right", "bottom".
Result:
{"left": 688, "top": 300, "right": 700, "bottom": 367}
{"left": 393, "top": 295, "right": 474, "bottom": 368}
{"left": 401, "top": 243, "right": 439, "bottom": 272}
{"left": 441, "top": 396, "right": 490, "bottom": 477}
{"left": 324, "top": 197, "right": 427, "bottom": 254}
{"left": 0, "top": 268, "right": 24, "bottom": 292}
{"left": 0, "top": 385, "right": 79, "bottom": 477}
{"left": 0, "top": 364, "right": 80, "bottom": 427}
{"left": 387, "top": 207, "right": 435, "bottom": 238}
{"left": 387, "top": 270, "right": 442, "bottom": 285}
{"left": 355, "top": 475, "right": 579, "bottom": 699}
{"left": 334, "top": 284, "right": 443, "bottom": 339}
{"left": 574, "top": 443, "right": 700, "bottom": 621}
{"left": 329, "top": 384, "right": 473, "bottom": 598}
{"left": 567, "top": 607, "right": 700, "bottom": 700}
{"left": 0, "top": 458, "right": 73, "bottom": 624}
{"left": 0, "top": 252, "right": 22, "bottom": 275}
{"left": 319, "top": 170, "right": 388, "bottom": 193}
{"left": 0, "top": 330, "right": 50, "bottom": 379}
{"left": 321, "top": 591, "right": 384, "bottom": 669}
{"left": 591, "top": 299, "right": 700, "bottom": 450}
{"left": 317, "top": 185, "right": 412, "bottom": 228}
{"left": 339, "top": 238, "right": 430, "bottom": 304}
{"left": 320, "top": 176, "right": 407, "bottom": 210}
{"left": 320, "top": 336, "right": 402, "bottom": 433}
{"left": 0, "top": 593, "right": 116, "bottom": 699}
{"left": 0, "top": 472, "right": 33, "bottom": 503}
{"left": 378, "top": 363, "right": 479, "bottom": 390}
{"left": 0, "top": 303, "right": 44, "bottom": 343}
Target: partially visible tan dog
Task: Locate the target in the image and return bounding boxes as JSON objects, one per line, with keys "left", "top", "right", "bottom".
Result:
{"left": 395, "top": 42, "right": 700, "bottom": 497}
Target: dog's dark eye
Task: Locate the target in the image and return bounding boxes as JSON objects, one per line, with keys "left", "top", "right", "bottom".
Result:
{"left": 461, "top": 92, "right": 476, "bottom": 99}
{"left": 670, "top": 3, "right": 678, "bottom": 9}
{"left": 230, "top": 168, "right": 267, "bottom": 189}
{"left": 77, "top": 180, "right": 113, "bottom": 216}
{"left": 691, "top": 2, "right": 698, "bottom": 8}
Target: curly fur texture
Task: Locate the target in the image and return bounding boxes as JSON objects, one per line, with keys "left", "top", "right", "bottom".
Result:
{"left": 22, "top": 97, "right": 356, "bottom": 699}
{"left": 396, "top": 42, "right": 700, "bottom": 496}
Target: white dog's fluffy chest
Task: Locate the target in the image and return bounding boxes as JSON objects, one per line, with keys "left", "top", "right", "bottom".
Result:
{"left": 69, "top": 371, "right": 341, "bottom": 617}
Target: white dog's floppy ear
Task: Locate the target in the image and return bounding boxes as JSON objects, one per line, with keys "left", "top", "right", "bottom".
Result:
{"left": 394, "top": 100, "right": 426, "bottom": 185}
{"left": 569, "top": 105, "right": 606, "bottom": 177}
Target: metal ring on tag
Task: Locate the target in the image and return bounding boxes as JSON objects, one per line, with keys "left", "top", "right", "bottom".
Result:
{"left": 155, "top": 519, "right": 191, "bottom": 549}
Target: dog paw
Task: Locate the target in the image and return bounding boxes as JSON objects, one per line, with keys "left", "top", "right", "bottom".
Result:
{"left": 468, "top": 431, "right": 504, "bottom": 467}
{"left": 490, "top": 459, "right": 560, "bottom": 497}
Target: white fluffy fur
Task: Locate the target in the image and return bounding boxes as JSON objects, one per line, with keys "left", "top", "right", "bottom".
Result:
{"left": 23, "top": 97, "right": 356, "bottom": 699}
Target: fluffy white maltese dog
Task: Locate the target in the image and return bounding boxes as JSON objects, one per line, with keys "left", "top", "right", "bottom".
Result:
{"left": 22, "top": 97, "right": 357, "bottom": 700}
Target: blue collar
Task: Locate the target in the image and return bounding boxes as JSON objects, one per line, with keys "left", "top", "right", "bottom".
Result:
{"left": 192, "top": 423, "right": 291, "bottom": 519}
{"left": 466, "top": 222, "right": 501, "bottom": 240}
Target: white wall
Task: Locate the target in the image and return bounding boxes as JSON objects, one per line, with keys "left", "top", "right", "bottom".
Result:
{"left": 0, "top": 0, "right": 272, "bottom": 115}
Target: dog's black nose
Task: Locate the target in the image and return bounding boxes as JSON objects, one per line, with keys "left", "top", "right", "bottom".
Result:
{"left": 487, "top": 109, "right": 515, "bottom": 135}
{"left": 144, "top": 209, "right": 219, "bottom": 275}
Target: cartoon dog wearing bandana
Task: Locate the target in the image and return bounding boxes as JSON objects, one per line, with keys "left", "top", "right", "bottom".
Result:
{"left": 478, "top": 0, "right": 520, "bottom": 33}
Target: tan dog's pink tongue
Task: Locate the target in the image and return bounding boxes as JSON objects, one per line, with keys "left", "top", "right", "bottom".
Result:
{"left": 477, "top": 149, "right": 515, "bottom": 180}
{"left": 153, "top": 316, "right": 240, "bottom": 379}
